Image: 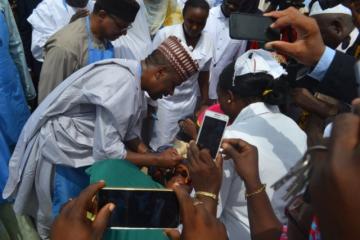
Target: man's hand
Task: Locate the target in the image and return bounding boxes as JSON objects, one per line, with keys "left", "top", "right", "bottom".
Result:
{"left": 309, "top": 104, "right": 360, "bottom": 239}
{"left": 179, "top": 119, "right": 198, "bottom": 141}
{"left": 187, "top": 141, "right": 223, "bottom": 195}
{"left": 167, "top": 185, "right": 227, "bottom": 240}
{"left": 155, "top": 148, "right": 183, "bottom": 168}
{"left": 222, "top": 139, "right": 261, "bottom": 188}
{"left": 70, "top": 9, "right": 90, "bottom": 23}
{"left": 51, "top": 182, "right": 115, "bottom": 240}
{"left": 292, "top": 88, "right": 337, "bottom": 118}
{"left": 291, "top": 88, "right": 316, "bottom": 109}
{"left": 264, "top": 7, "right": 325, "bottom": 67}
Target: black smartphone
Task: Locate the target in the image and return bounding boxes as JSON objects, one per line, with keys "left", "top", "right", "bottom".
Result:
{"left": 229, "top": 13, "right": 281, "bottom": 42}
{"left": 196, "top": 111, "right": 229, "bottom": 159}
{"left": 97, "top": 188, "right": 180, "bottom": 229}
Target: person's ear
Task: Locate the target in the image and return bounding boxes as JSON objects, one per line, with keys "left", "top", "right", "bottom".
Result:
{"left": 154, "top": 65, "right": 167, "bottom": 80}
{"left": 227, "top": 90, "right": 236, "bottom": 104}
{"left": 97, "top": 10, "right": 107, "bottom": 20}
{"left": 331, "top": 19, "right": 344, "bottom": 37}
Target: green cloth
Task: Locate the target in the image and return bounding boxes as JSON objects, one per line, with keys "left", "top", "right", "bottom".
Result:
{"left": 86, "top": 159, "right": 170, "bottom": 240}
{"left": 0, "top": 203, "right": 40, "bottom": 240}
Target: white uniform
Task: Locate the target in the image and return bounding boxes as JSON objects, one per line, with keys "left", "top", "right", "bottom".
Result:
{"left": 218, "top": 102, "right": 307, "bottom": 240}
{"left": 112, "top": 0, "right": 152, "bottom": 60}
{"left": 203, "top": 6, "right": 247, "bottom": 100}
{"left": 3, "top": 59, "right": 146, "bottom": 238}
{"left": 149, "top": 24, "right": 213, "bottom": 150}
{"left": 27, "top": 0, "right": 94, "bottom": 61}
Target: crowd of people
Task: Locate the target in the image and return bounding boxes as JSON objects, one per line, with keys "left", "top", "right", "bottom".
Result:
{"left": 1, "top": 0, "right": 360, "bottom": 239}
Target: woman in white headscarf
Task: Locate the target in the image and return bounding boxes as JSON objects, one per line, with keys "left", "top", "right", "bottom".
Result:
{"left": 215, "top": 49, "right": 307, "bottom": 240}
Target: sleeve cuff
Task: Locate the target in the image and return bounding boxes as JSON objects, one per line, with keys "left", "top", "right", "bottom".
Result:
{"left": 308, "top": 47, "right": 336, "bottom": 82}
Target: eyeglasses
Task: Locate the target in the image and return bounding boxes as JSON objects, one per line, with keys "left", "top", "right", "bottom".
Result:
{"left": 109, "top": 14, "right": 133, "bottom": 33}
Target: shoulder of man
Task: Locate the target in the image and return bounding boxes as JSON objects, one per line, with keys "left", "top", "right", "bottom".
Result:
{"left": 316, "top": 51, "right": 357, "bottom": 103}
{"left": 44, "top": 17, "right": 87, "bottom": 54}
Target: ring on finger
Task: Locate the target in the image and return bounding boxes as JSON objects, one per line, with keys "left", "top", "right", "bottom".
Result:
{"left": 193, "top": 199, "right": 204, "bottom": 206}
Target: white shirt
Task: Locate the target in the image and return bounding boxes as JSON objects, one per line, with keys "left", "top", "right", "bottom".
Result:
{"left": 218, "top": 102, "right": 307, "bottom": 240}
{"left": 203, "top": 6, "right": 247, "bottom": 99}
{"left": 112, "top": 0, "right": 152, "bottom": 60}
{"left": 152, "top": 24, "right": 213, "bottom": 107}
{"left": 3, "top": 59, "right": 145, "bottom": 239}
{"left": 27, "top": 0, "right": 94, "bottom": 61}
{"left": 336, "top": 27, "right": 360, "bottom": 53}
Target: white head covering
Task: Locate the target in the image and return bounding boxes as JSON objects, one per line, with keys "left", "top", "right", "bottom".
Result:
{"left": 309, "top": 1, "right": 352, "bottom": 16}
{"left": 233, "top": 49, "right": 287, "bottom": 86}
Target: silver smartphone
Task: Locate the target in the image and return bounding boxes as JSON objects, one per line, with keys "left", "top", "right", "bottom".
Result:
{"left": 196, "top": 110, "right": 229, "bottom": 159}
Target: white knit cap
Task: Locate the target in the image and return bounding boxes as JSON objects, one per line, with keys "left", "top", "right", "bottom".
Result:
{"left": 309, "top": 1, "right": 352, "bottom": 16}
{"left": 233, "top": 49, "right": 287, "bottom": 85}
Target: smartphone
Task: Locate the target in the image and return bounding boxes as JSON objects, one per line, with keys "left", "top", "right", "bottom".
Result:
{"left": 97, "top": 188, "right": 180, "bottom": 229}
{"left": 196, "top": 110, "right": 229, "bottom": 159}
{"left": 229, "top": 13, "right": 281, "bottom": 42}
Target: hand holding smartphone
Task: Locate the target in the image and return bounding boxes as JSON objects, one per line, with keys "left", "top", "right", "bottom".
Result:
{"left": 97, "top": 188, "right": 180, "bottom": 229}
{"left": 196, "top": 111, "right": 229, "bottom": 159}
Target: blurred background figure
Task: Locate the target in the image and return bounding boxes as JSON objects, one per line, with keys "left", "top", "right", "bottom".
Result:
{"left": 309, "top": 1, "right": 359, "bottom": 58}
{"left": 0, "top": 0, "right": 38, "bottom": 239}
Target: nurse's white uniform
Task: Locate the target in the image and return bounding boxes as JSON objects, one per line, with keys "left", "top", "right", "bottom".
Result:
{"left": 203, "top": 5, "right": 247, "bottom": 100}
{"left": 3, "top": 59, "right": 145, "bottom": 238}
{"left": 218, "top": 102, "right": 307, "bottom": 240}
{"left": 149, "top": 24, "right": 213, "bottom": 150}
{"left": 27, "top": 0, "right": 94, "bottom": 61}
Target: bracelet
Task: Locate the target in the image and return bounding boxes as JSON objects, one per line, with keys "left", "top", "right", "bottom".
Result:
{"left": 195, "top": 191, "right": 218, "bottom": 201}
{"left": 245, "top": 184, "right": 266, "bottom": 200}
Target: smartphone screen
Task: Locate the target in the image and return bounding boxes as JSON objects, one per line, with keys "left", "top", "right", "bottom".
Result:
{"left": 196, "top": 113, "right": 228, "bottom": 159}
{"left": 97, "top": 188, "right": 180, "bottom": 229}
{"left": 229, "top": 13, "right": 280, "bottom": 42}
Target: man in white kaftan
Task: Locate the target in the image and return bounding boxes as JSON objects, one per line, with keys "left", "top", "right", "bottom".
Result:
{"left": 3, "top": 59, "right": 145, "bottom": 238}
{"left": 3, "top": 36, "right": 199, "bottom": 239}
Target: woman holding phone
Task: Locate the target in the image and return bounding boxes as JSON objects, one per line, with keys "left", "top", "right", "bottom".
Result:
{"left": 216, "top": 49, "right": 307, "bottom": 240}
